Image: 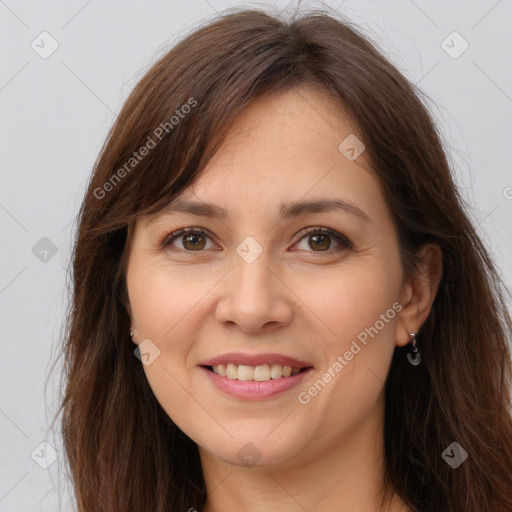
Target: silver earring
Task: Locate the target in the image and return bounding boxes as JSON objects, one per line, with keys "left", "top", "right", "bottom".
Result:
{"left": 406, "top": 332, "right": 421, "bottom": 366}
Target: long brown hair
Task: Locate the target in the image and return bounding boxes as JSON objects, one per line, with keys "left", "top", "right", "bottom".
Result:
{"left": 51, "top": 6, "right": 512, "bottom": 511}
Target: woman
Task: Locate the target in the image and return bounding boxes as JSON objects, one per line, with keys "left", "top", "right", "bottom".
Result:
{"left": 56, "top": 6, "right": 512, "bottom": 511}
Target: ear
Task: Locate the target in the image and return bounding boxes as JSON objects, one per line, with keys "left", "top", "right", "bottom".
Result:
{"left": 395, "top": 243, "right": 443, "bottom": 346}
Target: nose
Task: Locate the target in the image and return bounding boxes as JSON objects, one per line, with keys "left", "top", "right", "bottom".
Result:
{"left": 214, "top": 247, "right": 293, "bottom": 333}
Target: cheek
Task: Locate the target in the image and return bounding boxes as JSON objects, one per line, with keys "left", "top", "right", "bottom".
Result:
{"left": 294, "top": 258, "right": 401, "bottom": 404}
{"left": 293, "top": 267, "right": 400, "bottom": 427}
{"left": 127, "top": 264, "right": 207, "bottom": 431}
{"left": 294, "top": 259, "right": 401, "bottom": 349}
{"left": 127, "top": 262, "right": 207, "bottom": 348}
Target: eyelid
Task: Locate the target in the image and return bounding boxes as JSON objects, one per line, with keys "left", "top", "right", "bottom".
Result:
{"left": 294, "top": 226, "right": 353, "bottom": 251}
{"left": 161, "top": 226, "right": 353, "bottom": 253}
{"left": 160, "top": 227, "right": 218, "bottom": 251}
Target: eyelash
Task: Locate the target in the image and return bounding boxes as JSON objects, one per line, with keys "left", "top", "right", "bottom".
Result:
{"left": 160, "top": 226, "right": 353, "bottom": 255}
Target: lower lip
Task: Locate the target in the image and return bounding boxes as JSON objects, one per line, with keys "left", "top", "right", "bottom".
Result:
{"left": 200, "top": 366, "right": 313, "bottom": 400}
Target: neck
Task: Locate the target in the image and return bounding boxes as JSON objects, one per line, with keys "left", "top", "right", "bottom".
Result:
{"left": 199, "top": 394, "right": 410, "bottom": 512}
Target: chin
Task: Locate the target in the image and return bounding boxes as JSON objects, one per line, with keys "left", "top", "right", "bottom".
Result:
{"left": 197, "top": 427, "right": 309, "bottom": 469}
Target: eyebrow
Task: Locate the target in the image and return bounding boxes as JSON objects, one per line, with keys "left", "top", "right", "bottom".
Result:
{"left": 161, "top": 197, "right": 370, "bottom": 222}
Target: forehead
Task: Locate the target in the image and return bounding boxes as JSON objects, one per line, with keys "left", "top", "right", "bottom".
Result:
{"left": 210, "top": 85, "right": 367, "bottom": 165}
{"left": 176, "top": 86, "right": 377, "bottom": 209}
{"left": 138, "top": 85, "right": 392, "bottom": 234}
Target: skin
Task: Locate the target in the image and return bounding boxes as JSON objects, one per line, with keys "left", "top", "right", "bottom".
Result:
{"left": 125, "top": 85, "right": 442, "bottom": 512}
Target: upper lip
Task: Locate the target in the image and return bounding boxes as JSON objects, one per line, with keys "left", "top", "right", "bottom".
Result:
{"left": 199, "top": 352, "right": 313, "bottom": 368}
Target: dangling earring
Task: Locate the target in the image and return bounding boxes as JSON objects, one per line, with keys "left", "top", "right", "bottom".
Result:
{"left": 406, "top": 332, "right": 421, "bottom": 366}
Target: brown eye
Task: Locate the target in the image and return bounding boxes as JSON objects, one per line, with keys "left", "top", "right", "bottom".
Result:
{"left": 308, "top": 233, "right": 331, "bottom": 251}
{"left": 182, "top": 233, "right": 206, "bottom": 250}
{"left": 162, "top": 228, "right": 214, "bottom": 251}
{"left": 294, "top": 227, "right": 352, "bottom": 253}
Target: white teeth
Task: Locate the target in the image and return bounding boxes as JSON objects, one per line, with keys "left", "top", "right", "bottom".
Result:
{"left": 237, "top": 364, "right": 254, "bottom": 381}
{"left": 226, "top": 363, "right": 238, "bottom": 379}
{"left": 253, "top": 364, "right": 270, "bottom": 381}
{"left": 270, "top": 363, "right": 283, "bottom": 379}
{"left": 210, "top": 363, "right": 302, "bottom": 381}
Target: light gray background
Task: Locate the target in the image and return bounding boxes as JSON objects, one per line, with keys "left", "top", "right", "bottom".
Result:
{"left": 1, "top": 0, "right": 511, "bottom": 510}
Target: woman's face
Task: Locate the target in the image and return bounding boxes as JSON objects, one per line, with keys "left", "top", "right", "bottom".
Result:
{"left": 125, "top": 86, "right": 414, "bottom": 469}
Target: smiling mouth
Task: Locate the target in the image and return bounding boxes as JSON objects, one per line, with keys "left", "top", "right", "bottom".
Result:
{"left": 202, "top": 363, "right": 312, "bottom": 381}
